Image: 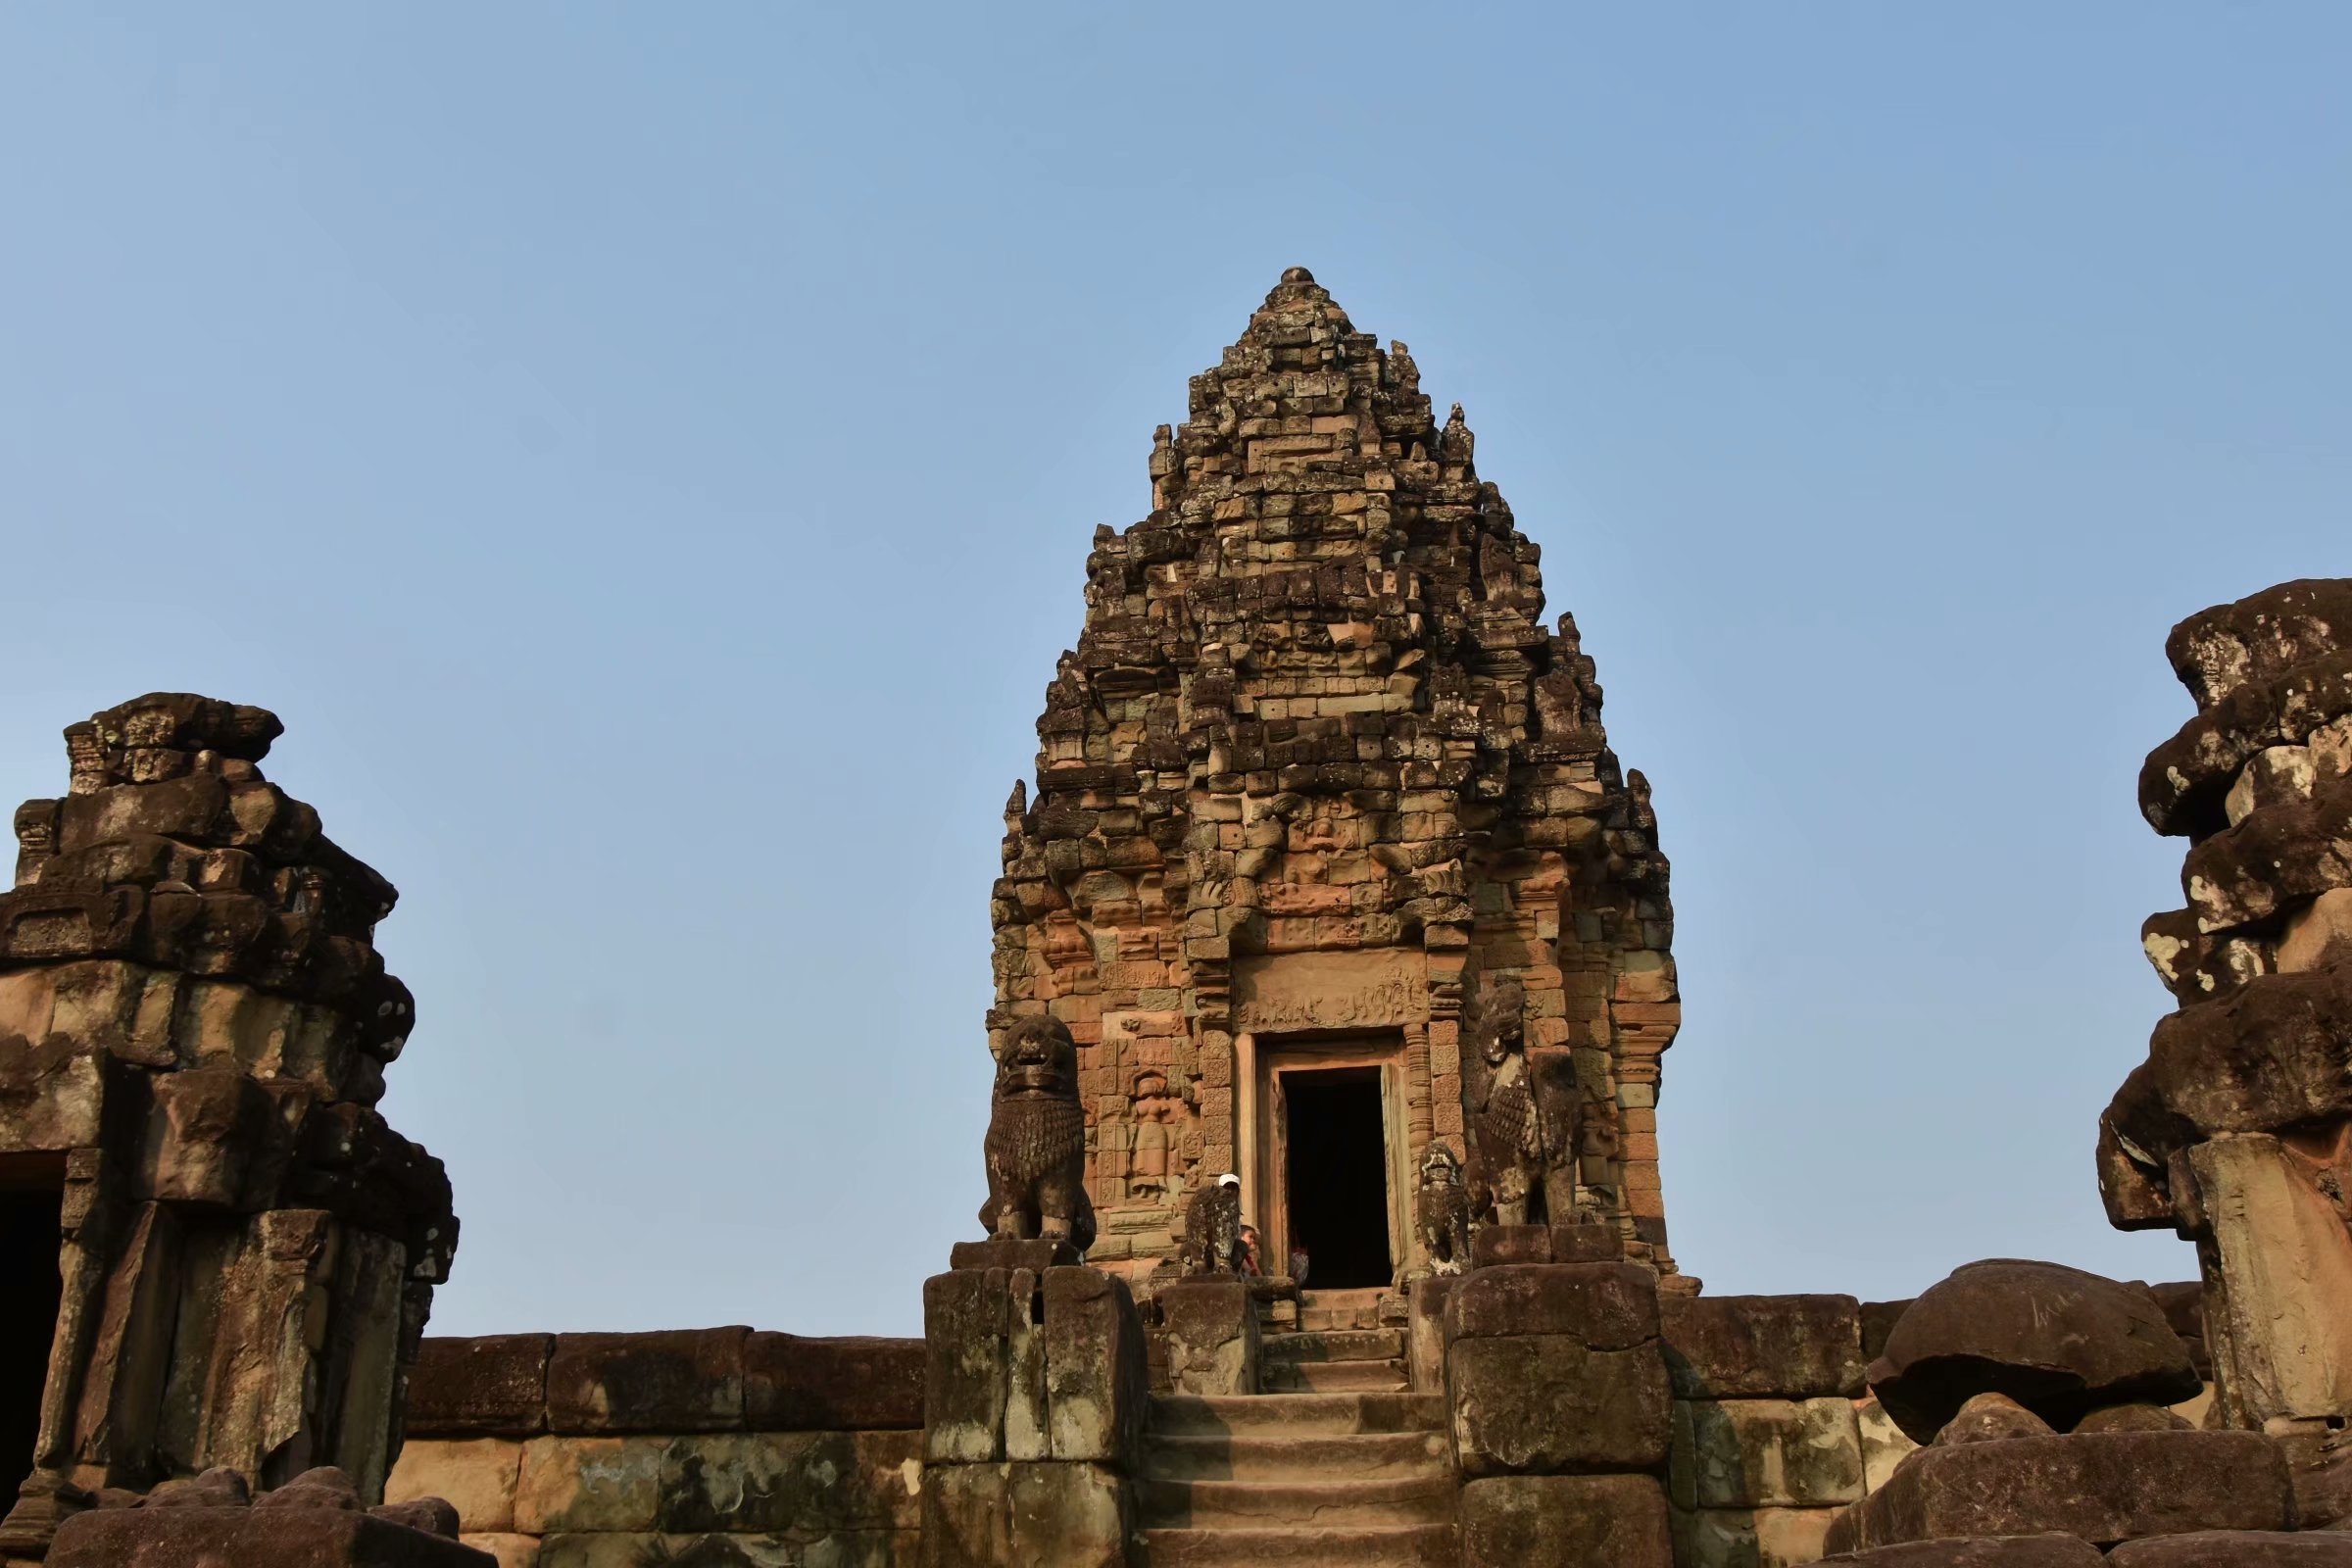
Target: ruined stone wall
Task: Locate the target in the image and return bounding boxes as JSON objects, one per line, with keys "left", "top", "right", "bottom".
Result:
{"left": 0, "top": 695, "right": 454, "bottom": 1558}
{"left": 387, "top": 1330, "right": 926, "bottom": 1567}
{"left": 989, "top": 269, "right": 1681, "bottom": 1283}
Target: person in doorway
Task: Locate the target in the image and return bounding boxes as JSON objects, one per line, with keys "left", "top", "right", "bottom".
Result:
{"left": 1289, "top": 1240, "right": 1310, "bottom": 1287}
{"left": 1237, "top": 1224, "right": 1263, "bottom": 1275}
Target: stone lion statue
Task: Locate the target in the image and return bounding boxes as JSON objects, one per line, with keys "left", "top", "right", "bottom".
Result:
{"left": 978, "top": 1015, "right": 1096, "bottom": 1253}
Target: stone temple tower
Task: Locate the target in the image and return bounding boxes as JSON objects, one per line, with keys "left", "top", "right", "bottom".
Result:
{"left": 989, "top": 269, "right": 1682, "bottom": 1292}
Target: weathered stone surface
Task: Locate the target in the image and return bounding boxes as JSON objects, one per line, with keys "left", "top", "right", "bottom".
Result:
{"left": 2071, "top": 1401, "right": 2187, "bottom": 1434}
{"left": 743, "top": 1333, "right": 925, "bottom": 1431}
{"left": 2124, "top": 963, "right": 2352, "bottom": 1142}
{"left": 1675, "top": 1396, "right": 1866, "bottom": 1507}
{"left": 923, "top": 1268, "right": 1025, "bottom": 1464}
{"left": 947, "top": 1238, "right": 1078, "bottom": 1272}
{"left": 1678, "top": 1505, "right": 1848, "bottom": 1568}
{"left": 385, "top": 1440, "right": 522, "bottom": 1535}
{"left": 1817, "top": 1538, "right": 2103, "bottom": 1566}
{"left": 408, "top": 1337, "right": 553, "bottom": 1437}
{"left": 1863, "top": 1302, "right": 1916, "bottom": 1364}
{"left": 2166, "top": 578, "right": 2352, "bottom": 710}
{"left": 2182, "top": 774, "right": 2352, "bottom": 933}
{"left": 455, "top": 1535, "right": 536, "bottom": 1568}
{"left": 1459, "top": 1473, "right": 1672, "bottom": 1567}
{"left": 1936, "top": 1393, "right": 2054, "bottom": 1446}
{"left": 2106, "top": 1533, "right": 2352, "bottom": 1565}
{"left": 48, "top": 1507, "right": 493, "bottom": 1566}
{"left": 2140, "top": 649, "right": 2352, "bottom": 838}
{"left": 512, "top": 1436, "right": 664, "bottom": 1534}
{"left": 1040, "top": 1266, "right": 1144, "bottom": 1462}
{"left": 2190, "top": 1134, "right": 2352, "bottom": 1426}
{"left": 544, "top": 1328, "right": 748, "bottom": 1435}
{"left": 1825, "top": 1431, "right": 2293, "bottom": 1552}
{"left": 1156, "top": 1275, "right": 1258, "bottom": 1396}
{"left": 1869, "top": 1261, "right": 2199, "bottom": 1443}
{"left": 1443, "top": 1261, "right": 1660, "bottom": 1347}
{"left": 917, "top": 1460, "right": 1126, "bottom": 1568}
{"left": 1448, "top": 1332, "right": 1671, "bottom": 1476}
{"left": 1663, "top": 1295, "right": 1868, "bottom": 1398}
{"left": 654, "top": 1430, "right": 921, "bottom": 1534}
{"left": 1860, "top": 1395, "right": 1921, "bottom": 1492}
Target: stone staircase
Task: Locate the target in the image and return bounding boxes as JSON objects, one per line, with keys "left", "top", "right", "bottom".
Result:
{"left": 1136, "top": 1391, "right": 1454, "bottom": 1565}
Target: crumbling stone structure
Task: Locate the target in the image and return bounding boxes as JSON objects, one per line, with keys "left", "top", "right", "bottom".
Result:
{"left": 2100, "top": 578, "right": 2352, "bottom": 1524}
{"left": 0, "top": 695, "right": 454, "bottom": 1561}
{"left": 989, "top": 267, "right": 1682, "bottom": 1292}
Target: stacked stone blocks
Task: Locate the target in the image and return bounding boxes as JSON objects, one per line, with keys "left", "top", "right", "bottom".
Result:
{"left": 386, "top": 1328, "right": 927, "bottom": 1567}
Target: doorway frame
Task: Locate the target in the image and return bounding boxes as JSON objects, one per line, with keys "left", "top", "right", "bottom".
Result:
{"left": 1237, "top": 1031, "right": 1410, "bottom": 1290}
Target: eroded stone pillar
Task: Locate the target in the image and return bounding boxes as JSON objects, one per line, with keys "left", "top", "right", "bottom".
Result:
{"left": 2099, "top": 580, "right": 2352, "bottom": 1527}
{"left": 0, "top": 695, "right": 456, "bottom": 1559}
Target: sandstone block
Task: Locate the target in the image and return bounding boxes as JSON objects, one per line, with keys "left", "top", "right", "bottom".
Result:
{"left": 408, "top": 1338, "right": 553, "bottom": 1437}
{"left": 924, "top": 1268, "right": 1021, "bottom": 1463}
{"left": 544, "top": 1328, "right": 746, "bottom": 1434}
{"left": 1677, "top": 1396, "right": 1865, "bottom": 1507}
{"left": 2106, "top": 1533, "right": 2352, "bottom": 1565}
{"left": 1041, "top": 1265, "right": 1145, "bottom": 1463}
{"left": 1448, "top": 1333, "right": 1670, "bottom": 1476}
{"left": 1859, "top": 1396, "right": 1921, "bottom": 1491}
{"left": 385, "top": 1439, "right": 522, "bottom": 1535}
{"left": 513, "top": 1436, "right": 664, "bottom": 1534}
{"left": 1817, "top": 1538, "right": 2103, "bottom": 1566}
{"left": 1156, "top": 1275, "right": 1258, "bottom": 1396}
{"left": 1680, "top": 1505, "right": 1849, "bottom": 1568}
{"left": 1459, "top": 1473, "right": 1672, "bottom": 1567}
{"left": 1664, "top": 1294, "right": 1867, "bottom": 1398}
{"left": 917, "top": 1460, "right": 1126, "bottom": 1568}
{"left": 1870, "top": 1261, "right": 2198, "bottom": 1443}
{"left": 744, "top": 1333, "right": 924, "bottom": 1431}
{"left": 654, "top": 1430, "right": 921, "bottom": 1534}
{"left": 1442, "top": 1261, "right": 1660, "bottom": 1347}
{"left": 48, "top": 1507, "right": 493, "bottom": 1567}
{"left": 455, "top": 1536, "right": 536, "bottom": 1568}
{"left": 1824, "top": 1430, "right": 2293, "bottom": 1552}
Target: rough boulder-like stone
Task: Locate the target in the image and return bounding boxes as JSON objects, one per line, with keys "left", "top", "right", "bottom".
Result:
{"left": 2106, "top": 1534, "right": 2352, "bottom": 1565}
{"left": 1823, "top": 1430, "right": 2293, "bottom": 1553}
{"left": 1869, "top": 1260, "right": 2199, "bottom": 1443}
{"left": 1458, "top": 1473, "right": 1672, "bottom": 1568}
{"left": 1662, "top": 1293, "right": 1868, "bottom": 1398}
{"left": 1818, "top": 1539, "right": 2104, "bottom": 1566}
{"left": 1935, "top": 1393, "right": 2055, "bottom": 1446}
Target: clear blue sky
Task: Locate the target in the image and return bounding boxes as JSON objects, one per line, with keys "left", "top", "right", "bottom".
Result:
{"left": 3, "top": 6, "right": 2345, "bottom": 1335}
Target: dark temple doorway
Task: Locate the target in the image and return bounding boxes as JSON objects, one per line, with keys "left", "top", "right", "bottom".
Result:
{"left": 0, "top": 1166, "right": 64, "bottom": 1504}
{"left": 1280, "top": 1066, "right": 1393, "bottom": 1289}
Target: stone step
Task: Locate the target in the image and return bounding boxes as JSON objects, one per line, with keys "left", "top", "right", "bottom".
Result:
{"left": 1152, "top": 1393, "right": 1444, "bottom": 1439}
{"left": 1261, "top": 1329, "right": 1405, "bottom": 1363}
{"left": 1296, "top": 1289, "right": 1386, "bottom": 1333}
{"left": 1137, "top": 1475, "right": 1455, "bottom": 1530}
{"left": 1261, "top": 1358, "right": 1410, "bottom": 1394}
{"left": 1142, "top": 1430, "right": 1448, "bottom": 1483}
{"left": 1139, "top": 1524, "right": 1457, "bottom": 1567}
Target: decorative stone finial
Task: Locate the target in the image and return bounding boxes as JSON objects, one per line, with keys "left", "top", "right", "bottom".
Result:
{"left": 1279, "top": 266, "right": 1314, "bottom": 284}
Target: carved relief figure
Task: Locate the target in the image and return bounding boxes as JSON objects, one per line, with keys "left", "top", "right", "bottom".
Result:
{"left": 1464, "top": 972, "right": 1546, "bottom": 1226}
{"left": 1414, "top": 1142, "right": 1472, "bottom": 1276}
{"left": 1181, "top": 1172, "right": 1243, "bottom": 1275}
{"left": 978, "top": 1015, "right": 1097, "bottom": 1253}
{"left": 1128, "top": 1069, "right": 1193, "bottom": 1203}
